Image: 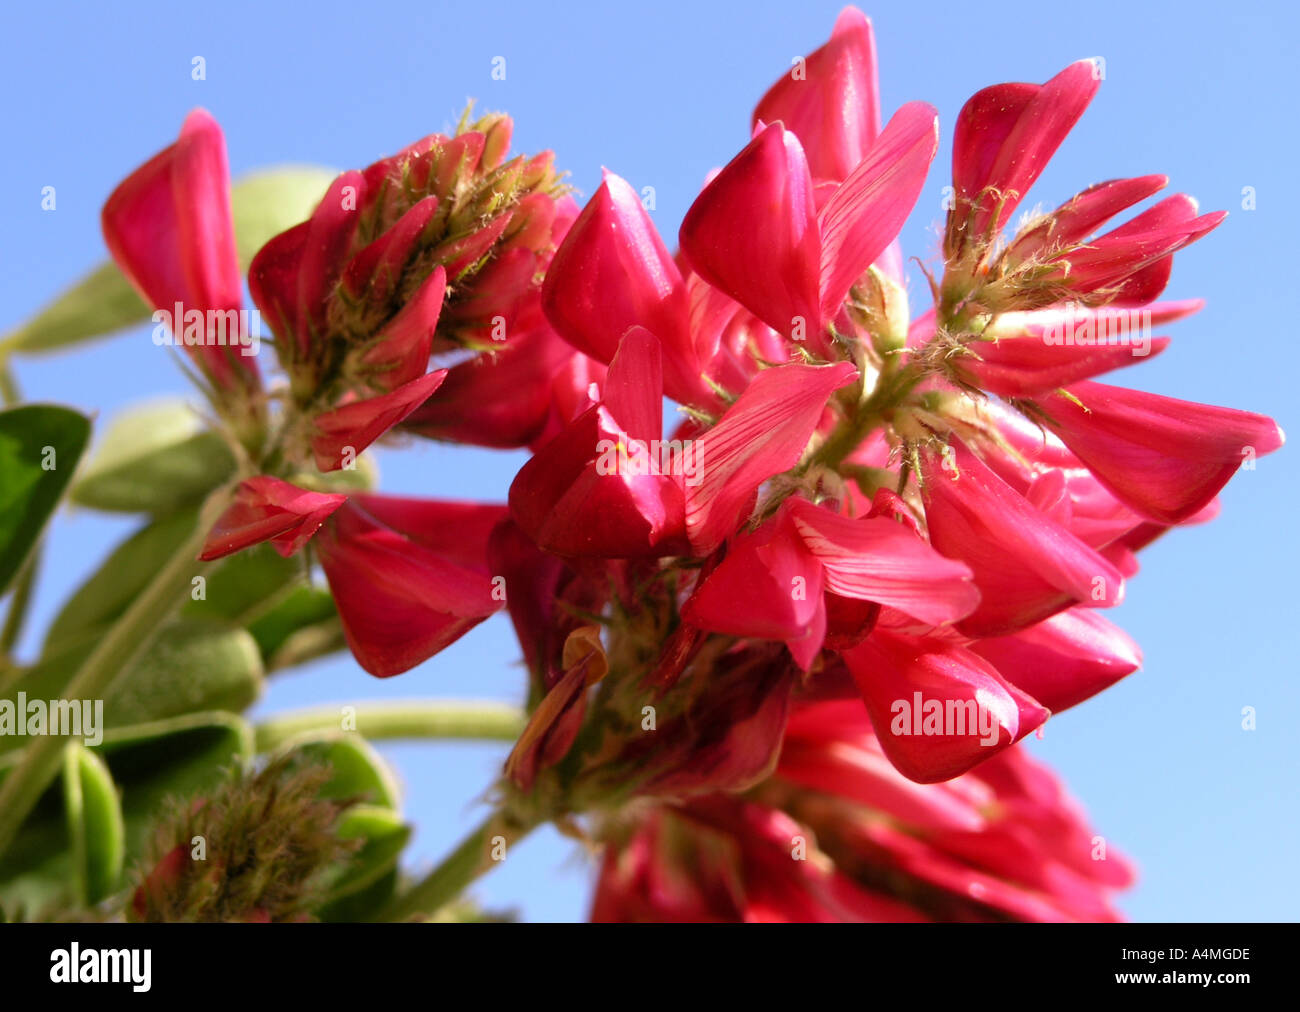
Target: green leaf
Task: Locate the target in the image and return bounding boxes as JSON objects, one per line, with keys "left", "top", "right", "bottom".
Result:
{"left": 181, "top": 540, "right": 302, "bottom": 627}
{"left": 99, "top": 619, "right": 263, "bottom": 727}
{"left": 44, "top": 508, "right": 306, "bottom": 658}
{"left": 0, "top": 263, "right": 149, "bottom": 356}
{"left": 0, "top": 166, "right": 335, "bottom": 356}
{"left": 244, "top": 583, "right": 341, "bottom": 664}
{"left": 62, "top": 743, "right": 124, "bottom": 905}
{"left": 277, "top": 733, "right": 400, "bottom": 809}
{"left": 71, "top": 399, "right": 235, "bottom": 514}
{"left": 230, "top": 166, "right": 336, "bottom": 266}
{"left": 4, "top": 620, "right": 262, "bottom": 759}
{"left": 318, "top": 805, "right": 410, "bottom": 917}
{"left": 0, "top": 405, "right": 91, "bottom": 597}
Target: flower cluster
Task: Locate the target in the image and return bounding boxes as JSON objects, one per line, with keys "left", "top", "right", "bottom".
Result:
{"left": 92, "top": 6, "right": 1282, "bottom": 922}
{"left": 592, "top": 700, "right": 1134, "bottom": 922}
{"left": 103, "top": 107, "right": 572, "bottom": 677}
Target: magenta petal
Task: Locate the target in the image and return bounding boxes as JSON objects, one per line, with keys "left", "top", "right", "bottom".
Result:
{"left": 684, "top": 507, "right": 826, "bottom": 645}
{"left": 297, "top": 170, "right": 366, "bottom": 353}
{"left": 1009, "top": 175, "right": 1168, "bottom": 262}
{"left": 786, "top": 498, "right": 978, "bottom": 626}
{"left": 953, "top": 62, "right": 1099, "bottom": 239}
{"left": 752, "top": 6, "right": 882, "bottom": 183}
{"left": 249, "top": 220, "right": 310, "bottom": 353}
{"left": 341, "top": 195, "right": 439, "bottom": 304}
{"left": 978, "top": 61, "right": 1100, "bottom": 235}
{"left": 311, "top": 369, "right": 447, "bottom": 471}
{"left": 1036, "top": 380, "right": 1285, "bottom": 524}
{"left": 542, "top": 172, "right": 703, "bottom": 404}
{"left": 951, "top": 82, "right": 1039, "bottom": 215}
{"left": 920, "top": 439, "right": 1125, "bottom": 637}
{"left": 403, "top": 322, "right": 579, "bottom": 448}
{"left": 781, "top": 702, "right": 989, "bottom": 833}
{"left": 972, "top": 608, "right": 1141, "bottom": 713}
{"left": 679, "top": 124, "right": 822, "bottom": 342}
{"left": 844, "top": 632, "right": 1049, "bottom": 783}
{"left": 198, "top": 476, "right": 346, "bottom": 561}
{"left": 508, "top": 404, "right": 686, "bottom": 558}
{"left": 685, "top": 361, "right": 856, "bottom": 553}
{"left": 816, "top": 102, "right": 938, "bottom": 319}
{"left": 347, "top": 494, "right": 507, "bottom": 570}
{"left": 171, "top": 110, "right": 243, "bottom": 317}
{"left": 316, "top": 500, "right": 503, "bottom": 677}
{"left": 363, "top": 265, "right": 446, "bottom": 391}
{"left": 603, "top": 326, "right": 664, "bottom": 442}
{"left": 960, "top": 333, "right": 1171, "bottom": 397}
{"left": 101, "top": 109, "right": 256, "bottom": 392}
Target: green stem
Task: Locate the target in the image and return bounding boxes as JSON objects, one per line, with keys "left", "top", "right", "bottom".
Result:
{"left": 0, "top": 356, "right": 19, "bottom": 407}
{"left": 807, "top": 358, "right": 918, "bottom": 475}
{"left": 0, "top": 486, "right": 230, "bottom": 860}
{"left": 0, "top": 545, "right": 40, "bottom": 658}
{"left": 378, "top": 809, "right": 538, "bottom": 922}
{"left": 254, "top": 701, "right": 526, "bottom": 752}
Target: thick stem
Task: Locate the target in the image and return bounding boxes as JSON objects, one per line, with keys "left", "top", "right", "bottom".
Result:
{"left": 379, "top": 808, "right": 537, "bottom": 922}
{"left": 254, "top": 701, "right": 526, "bottom": 752}
{"left": 0, "top": 486, "right": 230, "bottom": 860}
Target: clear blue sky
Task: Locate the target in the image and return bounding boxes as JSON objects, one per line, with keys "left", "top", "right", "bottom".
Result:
{"left": 2, "top": 0, "right": 1295, "bottom": 921}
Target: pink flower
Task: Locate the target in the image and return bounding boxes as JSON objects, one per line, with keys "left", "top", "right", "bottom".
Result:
{"left": 842, "top": 631, "right": 1049, "bottom": 782}
{"left": 508, "top": 327, "right": 689, "bottom": 557}
{"left": 310, "top": 368, "right": 448, "bottom": 472}
{"left": 954, "top": 298, "right": 1200, "bottom": 397}
{"left": 945, "top": 61, "right": 1100, "bottom": 263}
{"left": 918, "top": 438, "right": 1125, "bottom": 637}
{"left": 971, "top": 607, "right": 1141, "bottom": 713}
{"left": 315, "top": 496, "right": 507, "bottom": 677}
{"left": 684, "top": 496, "right": 978, "bottom": 670}
{"left": 752, "top": 6, "right": 882, "bottom": 186}
{"left": 592, "top": 699, "right": 1131, "bottom": 922}
{"left": 679, "top": 104, "right": 937, "bottom": 348}
{"left": 198, "top": 476, "right": 346, "bottom": 561}
{"left": 402, "top": 322, "right": 601, "bottom": 449}
{"left": 541, "top": 172, "right": 717, "bottom": 408}
{"left": 1030, "top": 381, "right": 1285, "bottom": 525}
{"left": 101, "top": 109, "right": 263, "bottom": 428}
{"left": 509, "top": 330, "right": 857, "bottom": 558}
{"left": 200, "top": 479, "right": 504, "bottom": 677}
{"left": 248, "top": 114, "right": 565, "bottom": 407}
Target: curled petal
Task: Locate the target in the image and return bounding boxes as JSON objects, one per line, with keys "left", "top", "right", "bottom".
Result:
{"left": 311, "top": 369, "right": 447, "bottom": 471}
{"left": 316, "top": 498, "right": 504, "bottom": 677}
{"left": 199, "top": 476, "right": 346, "bottom": 561}
{"left": 816, "top": 102, "right": 938, "bottom": 320}
{"left": 844, "top": 631, "right": 1049, "bottom": 783}
{"left": 786, "top": 497, "right": 978, "bottom": 626}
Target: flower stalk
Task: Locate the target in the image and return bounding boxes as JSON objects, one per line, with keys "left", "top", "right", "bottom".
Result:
{"left": 254, "top": 701, "right": 527, "bottom": 752}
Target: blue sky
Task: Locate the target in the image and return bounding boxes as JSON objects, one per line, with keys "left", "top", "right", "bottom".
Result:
{"left": 1, "top": 0, "right": 1295, "bottom": 921}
